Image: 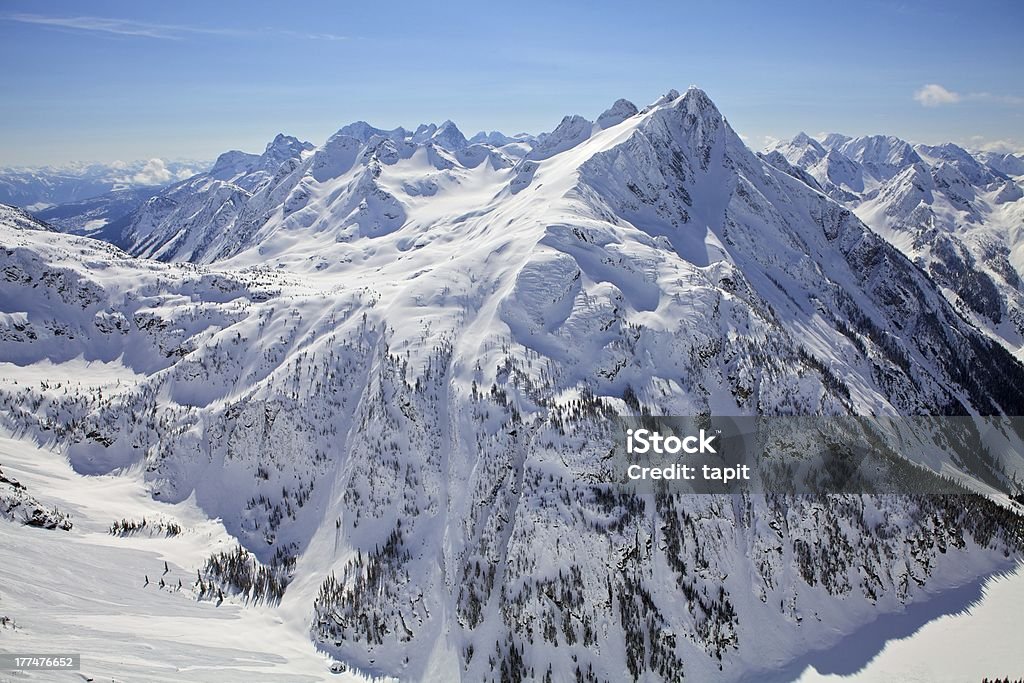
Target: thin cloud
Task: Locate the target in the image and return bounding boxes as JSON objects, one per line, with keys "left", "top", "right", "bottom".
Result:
{"left": 914, "top": 83, "right": 961, "bottom": 107}
{"left": 279, "top": 29, "right": 348, "bottom": 42}
{"left": 4, "top": 13, "right": 241, "bottom": 39}
{"left": 3, "top": 13, "right": 346, "bottom": 41}
{"left": 966, "top": 92, "right": 1024, "bottom": 106}
{"left": 914, "top": 83, "right": 1023, "bottom": 108}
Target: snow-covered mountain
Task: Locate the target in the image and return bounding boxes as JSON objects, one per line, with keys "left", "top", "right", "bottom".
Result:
{"left": 208, "top": 133, "right": 315, "bottom": 191}
{"left": 3, "top": 89, "right": 1024, "bottom": 682}
{"left": 32, "top": 185, "right": 164, "bottom": 237}
{"left": 765, "top": 133, "right": 1024, "bottom": 361}
{"left": 469, "top": 130, "right": 532, "bottom": 146}
{"left": 975, "top": 150, "right": 1024, "bottom": 177}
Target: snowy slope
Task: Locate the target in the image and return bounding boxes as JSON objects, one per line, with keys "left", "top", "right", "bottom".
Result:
{"left": 0, "top": 203, "right": 53, "bottom": 232}
{"left": 0, "top": 434, "right": 362, "bottom": 682}
{"left": 33, "top": 185, "right": 163, "bottom": 236}
{"left": 2, "top": 89, "right": 1024, "bottom": 683}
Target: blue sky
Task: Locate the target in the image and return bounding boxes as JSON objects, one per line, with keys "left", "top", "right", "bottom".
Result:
{"left": 1, "top": 0, "right": 1021, "bottom": 165}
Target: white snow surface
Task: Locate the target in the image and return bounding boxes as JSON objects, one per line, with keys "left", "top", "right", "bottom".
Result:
{"left": 796, "top": 561, "right": 1024, "bottom": 683}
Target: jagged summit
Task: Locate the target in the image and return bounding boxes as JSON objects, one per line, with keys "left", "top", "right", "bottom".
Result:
{"left": 915, "top": 141, "right": 1003, "bottom": 186}
{"left": 838, "top": 134, "right": 922, "bottom": 176}
{"left": 469, "top": 130, "right": 518, "bottom": 146}
{"left": 768, "top": 132, "right": 826, "bottom": 168}
{"left": 680, "top": 85, "right": 713, "bottom": 107}
{"left": 820, "top": 132, "right": 853, "bottom": 149}
{"left": 791, "top": 131, "right": 818, "bottom": 147}
{"left": 336, "top": 121, "right": 409, "bottom": 143}
{"left": 329, "top": 119, "right": 471, "bottom": 152}
{"left": 976, "top": 150, "right": 1024, "bottom": 176}
{"left": 596, "top": 98, "right": 638, "bottom": 129}
{"left": 645, "top": 87, "right": 681, "bottom": 110}
{"left": 636, "top": 86, "right": 739, "bottom": 164}
{"left": 428, "top": 120, "right": 468, "bottom": 150}
{"left": 410, "top": 122, "right": 436, "bottom": 141}
{"left": 263, "top": 133, "right": 314, "bottom": 161}
{"left": 527, "top": 113, "right": 594, "bottom": 160}
{"left": 205, "top": 132, "right": 312, "bottom": 194}
{"left": 522, "top": 88, "right": 723, "bottom": 164}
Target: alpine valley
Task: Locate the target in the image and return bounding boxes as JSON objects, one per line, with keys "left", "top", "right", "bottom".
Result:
{"left": 2, "top": 88, "right": 1024, "bottom": 682}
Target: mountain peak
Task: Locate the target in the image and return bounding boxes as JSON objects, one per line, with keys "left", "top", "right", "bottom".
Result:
{"left": 780, "top": 132, "right": 827, "bottom": 166}
{"left": 430, "top": 120, "right": 468, "bottom": 150}
{"left": 337, "top": 121, "right": 407, "bottom": 144}
{"left": 338, "top": 121, "right": 378, "bottom": 142}
{"left": 596, "top": 98, "right": 639, "bottom": 129}
{"left": 682, "top": 85, "right": 708, "bottom": 100}
{"left": 913, "top": 141, "right": 1001, "bottom": 186}
{"left": 674, "top": 87, "right": 725, "bottom": 122}
{"left": 263, "top": 133, "right": 313, "bottom": 162}
{"left": 838, "top": 134, "right": 921, "bottom": 175}
{"left": 820, "top": 132, "right": 853, "bottom": 150}
{"left": 210, "top": 150, "right": 260, "bottom": 179}
{"left": 645, "top": 88, "right": 682, "bottom": 111}
{"left": 468, "top": 130, "right": 517, "bottom": 146}
{"left": 528, "top": 114, "right": 594, "bottom": 160}
{"left": 648, "top": 86, "right": 729, "bottom": 136}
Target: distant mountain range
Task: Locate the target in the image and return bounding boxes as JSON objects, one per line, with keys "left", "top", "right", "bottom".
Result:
{"left": 0, "top": 158, "right": 207, "bottom": 241}
{"left": 0, "top": 159, "right": 207, "bottom": 209}
{"left": 763, "top": 131, "right": 1024, "bottom": 360}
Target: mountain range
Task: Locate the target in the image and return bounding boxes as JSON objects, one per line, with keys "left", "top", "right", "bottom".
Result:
{"left": 2, "top": 88, "right": 1024, "bottom": 682}
{"left": 764, "top": 131, "right": 1024, "bottom": 361}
